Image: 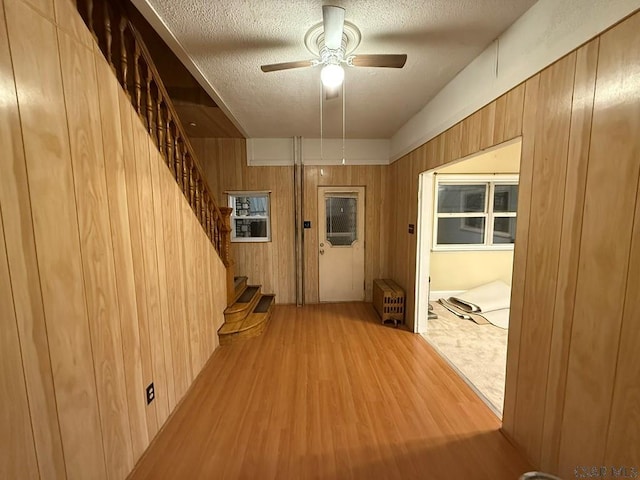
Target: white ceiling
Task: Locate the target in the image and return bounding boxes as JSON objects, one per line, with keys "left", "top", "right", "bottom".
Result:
{"left": 133, "top": 0, "right": 537, "bottom": 139}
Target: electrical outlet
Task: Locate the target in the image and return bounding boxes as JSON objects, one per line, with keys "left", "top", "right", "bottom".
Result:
{"left": 146, "top": 382, "right": 155, "bottom": 405}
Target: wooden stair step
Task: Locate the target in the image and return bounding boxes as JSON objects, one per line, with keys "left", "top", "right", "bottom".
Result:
{"left": 234, "top": 276, "right": 247, "bottom": 290}
{"left": 218, "top": 294, "right": 275, "bottom": 346}
{"left": 223, "top": 285, "right": 261, "bottom": 323}
{"left": 236, "top": 285, "right": 260, "bottom": 304}
{"left": 230, "top": 276, "right": 248, "bottom": 305}
{"left": 253, "top": 294, "right": 275, "bottom": 314}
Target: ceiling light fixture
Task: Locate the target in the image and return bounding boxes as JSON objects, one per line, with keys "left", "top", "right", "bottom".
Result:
{"left": 320, "top": 64, "right": 344, "bottom": 88}
{"left": 262, "top": 6, "right": 407, "bottom": 77}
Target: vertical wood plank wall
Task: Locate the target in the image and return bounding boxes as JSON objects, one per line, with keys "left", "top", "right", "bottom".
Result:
{"left": 3, "top": 0, "right": 637, "bottom": 478}
{"left": 303, "top": 166, "right": 388, "bottom": 303}
{"left": 0, "top": 0, "right": 227, "bottom": 478}
{"left": 192, "top": 138, "right": 297, "bottom": 304}
{"left": 192, "top": 140, "right": 389, "bottom": 303}
{"left": 386, "top": 11, "right": 640, "bottom": 478}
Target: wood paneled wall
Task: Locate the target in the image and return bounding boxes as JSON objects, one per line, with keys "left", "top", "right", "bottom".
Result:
{"left": 0, "top": 0, "right": 226, "bottom": 478}
{"left": 386, "top": 11, "right": 640, "bottom": 477}
{"left": 386, "top": 82, "right": 526, "bottom": 330}
{"left": 193, "top": 139, "right": 389, "bottom": 304}
{"left": 192, "top": 138, "right": 297, "bottom": 304}
{"left": 303, "top": 166, "right": 388, "bottom": 303}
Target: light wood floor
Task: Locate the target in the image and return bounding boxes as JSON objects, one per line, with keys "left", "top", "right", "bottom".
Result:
{"left": 129, "top": 303, "right": 531, "bottom": 479}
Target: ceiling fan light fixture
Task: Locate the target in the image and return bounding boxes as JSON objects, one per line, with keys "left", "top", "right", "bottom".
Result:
{"left": 320, "top": 64, "right": 344, "bottom": 88}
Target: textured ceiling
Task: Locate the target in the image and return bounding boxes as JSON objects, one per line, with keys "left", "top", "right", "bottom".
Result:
{"left": 133, "top": 0, "right": 537, "bottom": 139}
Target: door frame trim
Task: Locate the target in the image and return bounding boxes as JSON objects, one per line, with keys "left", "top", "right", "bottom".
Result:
{"left": 317, "top": 185, "right": 366, "bottom": 302}
{"left": 415, "top": 172, "right": 434, "bottom": 333}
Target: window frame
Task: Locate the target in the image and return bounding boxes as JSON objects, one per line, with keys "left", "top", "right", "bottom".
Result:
{"left": 227, "top": 191, "right": 272, "bottom": 243}
{"left": 432, "top": 174, "right": 519, "bottom": 251}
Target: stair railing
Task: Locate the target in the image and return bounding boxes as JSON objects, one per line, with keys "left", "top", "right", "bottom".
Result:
{"left": 75, "top": 0, "right": 233, "bottom": 271}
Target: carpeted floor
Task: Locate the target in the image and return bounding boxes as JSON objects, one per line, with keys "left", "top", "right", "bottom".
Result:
{"left": 421, "top": 301, "right": 507, "bottom": 417}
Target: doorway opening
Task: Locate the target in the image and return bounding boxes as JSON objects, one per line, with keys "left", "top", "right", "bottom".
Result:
{"left": 414, "top": 139, "right": 522, "bottom": 417}
{"left": 318, "top": 186, "right": 365, "bottom": 302}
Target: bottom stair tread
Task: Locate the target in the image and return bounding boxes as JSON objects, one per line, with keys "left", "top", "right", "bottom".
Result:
{"left": 218, "top": 294, "right": 275, "bottom": 341}
{"left": 254, "top": 294, "right": 274, "bottom": 313}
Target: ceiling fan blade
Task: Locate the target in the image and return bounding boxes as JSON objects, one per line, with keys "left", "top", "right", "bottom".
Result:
{"left": 260, "top": 60, "right": 315, "bottom": 73}
{"left": 350, "top": 54, "right": 407, "bottom": 68}
{"left": 322, "top": 5, "right": 345, "bottom": 50}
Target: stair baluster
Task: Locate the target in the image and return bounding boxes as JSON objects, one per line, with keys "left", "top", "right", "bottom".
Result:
{"left": 74, "top": 0, "right": 231, "bottom": 265}
{"left": 145, "top": 69, "right": 154, "bottom": 137}
{"left": 156, "top": 96, "right": 164, "bottom": 157}
{"left": 119, "top": 17, "right": 128, "bottom": 90}
{"left": 133, "top": 43, "right": 141, "bottom": 114}
{"left": 188, "top": 158, "right": 195, "bottom": 209}
{"left": 165, "top": 115, "right": 174, "bottom": 169}
{"left": 103, "top": 2, "right": 113, "bottom": 68}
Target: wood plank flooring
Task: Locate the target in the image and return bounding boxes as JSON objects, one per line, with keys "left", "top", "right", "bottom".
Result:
{"left": 129, "top": 303, "right": 531, "bottom": 479}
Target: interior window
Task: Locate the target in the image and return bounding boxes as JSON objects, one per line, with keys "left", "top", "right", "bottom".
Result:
{"left": 434, "top": 176, "right": 518, "bottom": 250}
{"left": 228, "top": 192, "right": 271, "bottom": 242}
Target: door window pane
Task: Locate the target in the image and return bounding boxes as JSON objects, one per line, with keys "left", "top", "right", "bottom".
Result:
{"left": 326, "top": 196, "right": 357, "bottom": 246}
{"left": 437, "top": 217, "right": 485, "bottom": 244}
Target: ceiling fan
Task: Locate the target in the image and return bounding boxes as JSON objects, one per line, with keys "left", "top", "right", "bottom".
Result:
{"left": 260, "top": 5, "right": 407, "bottom": 94}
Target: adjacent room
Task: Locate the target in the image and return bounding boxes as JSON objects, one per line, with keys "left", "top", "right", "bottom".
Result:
{"left": 418, "top": 140, "right": 521, "bottom": 417}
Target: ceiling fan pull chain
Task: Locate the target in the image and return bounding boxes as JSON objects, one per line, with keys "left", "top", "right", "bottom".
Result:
{"left": 495, "top": 38, "right": 500, "bottom": 78}
{"left": 320, "top": 77, "right": 324, "bottom": 162}
{"left": 342, "top": 75, "right": 346, "bottom": 165}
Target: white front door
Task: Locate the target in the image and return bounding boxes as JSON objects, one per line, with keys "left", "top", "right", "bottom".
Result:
{"left": 318, "top": 186, "right": 365, "bottom": 302}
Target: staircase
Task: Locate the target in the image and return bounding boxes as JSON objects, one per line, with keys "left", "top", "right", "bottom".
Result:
{"left": 74, "top": 0, "right": 266, "bottom": 346}
{"left": 218, "top": 276, "right": 275, "bottom": 345}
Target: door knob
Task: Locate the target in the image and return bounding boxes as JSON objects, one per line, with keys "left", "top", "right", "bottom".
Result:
{"left": 319, "top": 249, "right": 325, "bottom": 255}
{"left": 320, "top": 242, "right": 324, "bottom": 247}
